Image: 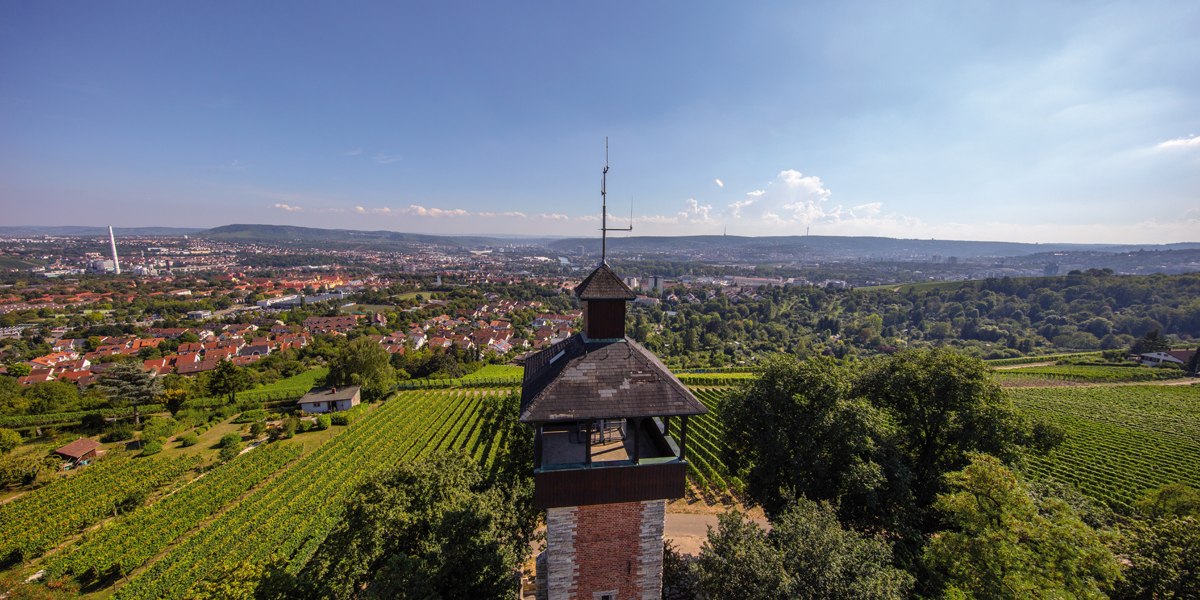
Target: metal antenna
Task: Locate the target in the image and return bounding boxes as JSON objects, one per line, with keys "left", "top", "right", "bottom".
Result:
{"left": 600, "top": 137, "right": 632, "bottom": 265}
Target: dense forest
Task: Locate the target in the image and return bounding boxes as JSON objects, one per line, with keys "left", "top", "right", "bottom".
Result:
{"left": 630, "top": 271, "right": 1200, "bottom": 367}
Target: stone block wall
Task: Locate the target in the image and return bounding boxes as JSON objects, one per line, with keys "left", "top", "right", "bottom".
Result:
{"left": 543, "top": 500, "right": 666, "bottom": 600}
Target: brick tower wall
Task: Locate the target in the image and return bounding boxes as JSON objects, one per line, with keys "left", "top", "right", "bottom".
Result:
{"left": 544, "top": 500, "right": 666, "bottom": 600}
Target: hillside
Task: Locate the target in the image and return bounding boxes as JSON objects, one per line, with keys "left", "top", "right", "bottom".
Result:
{"left": 197, "top": 224, "right": 528, "bottom": 248}
{"left": 0, "top": 226, "right": 204, "bottom": 237}
{"left": 547, "top": 235, "right": 1200, "bottom": 260}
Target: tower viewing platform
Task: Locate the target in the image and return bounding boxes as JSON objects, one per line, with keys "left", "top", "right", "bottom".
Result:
{"left": 521, "top": 262, "right": 707, "bottom": 599}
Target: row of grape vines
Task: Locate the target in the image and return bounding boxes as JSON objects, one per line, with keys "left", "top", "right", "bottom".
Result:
{"left": 0, "top": 404, "right": 168, "bottom": 429}
{"left": 44, "top": 443, "right": 302, "bottom": 581}
{"left": 1010, "top": 384, "right": 1200, "bottom": 509}
{"left": 0, "top": 455, "right": 197, "bottom": 564}
{"left": 995, "top": 364, "right": 1184, "bottom": 382}
{"left": 115, "top": 390, "right": 509, "bottom": 599}
{"left": 684, "top": 387, "right": 737, "bottom": 494}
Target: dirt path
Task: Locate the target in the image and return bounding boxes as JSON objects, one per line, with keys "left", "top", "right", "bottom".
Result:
{"left": 993, "top": 361, "right": 1057, "bottom": 370}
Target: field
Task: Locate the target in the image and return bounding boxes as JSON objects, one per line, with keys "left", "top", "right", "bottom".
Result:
{"left": 682, "top": 382, "right": 1200, "bottom": 510}
{"left": 5, "top": 389, "right": 520, "bottom": 598}
{"left": 1010, "top": 384, "right": 1200, "bottom": 509}
{"left": 993, "top": 364, "right": 1186, "bottom": 383}
{"left": 462, "top": 364, "right": 524, "bottom": 380}
{"left": 7, "top": 374, "right": 1197, "bottom": 596}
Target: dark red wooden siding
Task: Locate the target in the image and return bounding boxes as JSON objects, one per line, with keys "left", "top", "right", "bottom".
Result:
{"left": 584, "top": 300, "right": 626, "bottom": 339}
{"left": 534, "top": 461, "right": 687, "bottom": 509}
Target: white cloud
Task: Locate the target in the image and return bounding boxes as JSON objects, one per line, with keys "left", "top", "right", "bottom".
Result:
{"left": 272, "top": 203, "right": 302, "bottom": 212}
{"left": 478, "top": 211, "right": 528, "bottom": 218}
{"left": 680, "top": 198, "right": 713, "bottom": 223}
{"left": 405, "top": 204, "right": 467, "bottom": 217}
{"left": 1156, "top": 134, "right": 1200, "bottom": 150}
{"left": 714, "top": 178, "right": 724, "bottom": 188}
{"left": 374, "top": 152, "right": 404, "bottom": 165}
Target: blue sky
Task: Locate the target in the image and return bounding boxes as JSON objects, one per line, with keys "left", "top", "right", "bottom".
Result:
{"left": 1, "top": 1, "right": 1197, "bottom": 242}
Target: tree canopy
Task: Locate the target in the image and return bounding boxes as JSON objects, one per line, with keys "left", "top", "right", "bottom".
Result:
{"left": 290, "top": 451, "right": 535, "bottom": 599}
{"left": 924, "top": 454, "right": 1119, "bottom": 599}
{"left": 690, "top": 499, "right": 913, "bottom": 600}
{"left": 97, "top": 361, "right": 162, "bottom": 425}
{"left": 326, "top": 337, "right": 396, "bottom": 401}
{"left": 208, "top": 360, "right": 252, "bottom": 404}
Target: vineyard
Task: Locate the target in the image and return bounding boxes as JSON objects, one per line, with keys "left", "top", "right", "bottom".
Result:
{"left": 1010, "top": 384, "right": 1200, "bottom": 509}
{"left": 44, "top": 443, "right": 302, "bottom": 582}
{"left": 994, "top": 364, "right": 1185, "bottom": 383}
{"left": 685, "top": 388, "right": 738, "bottom": 494}
{"left": 112, "top": 389, "right": 517, "bottom": 599}
{"left": 0, "top": 455, "right": 197, "bottom": 565}
{"left": 7, "top": 373, "right": 1195, "bottom": 597}
{"left": 0, "top": 404, "right": 167, "bottom": 430}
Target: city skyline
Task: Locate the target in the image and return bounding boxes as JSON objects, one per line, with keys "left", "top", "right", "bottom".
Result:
{"left": 1, "top": 1, "right": 1198, "bottom": 243}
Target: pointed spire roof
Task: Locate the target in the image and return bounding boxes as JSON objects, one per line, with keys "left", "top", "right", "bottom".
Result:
{"left": 519, "top": 336, "right": 708, "bottom": 423}
{"left": 575, "top": 263, "right": 636, "bottom": 300}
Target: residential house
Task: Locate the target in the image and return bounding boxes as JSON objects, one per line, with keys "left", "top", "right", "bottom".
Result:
{"left": 298, "top": 386, "right": 361, "bottom": 413}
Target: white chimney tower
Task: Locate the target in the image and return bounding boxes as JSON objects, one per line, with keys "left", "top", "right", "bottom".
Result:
{"left": 108, "top": 226, "right": 121, "bottom": 275}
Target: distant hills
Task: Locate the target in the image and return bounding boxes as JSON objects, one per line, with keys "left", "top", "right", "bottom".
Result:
{"left": 546, "top": 235, "right": 1200, "bottom": 260}
{"left": 197, "top": 224, "right": 527, "bottom": 247}
{"left": 3, "top": 224, "right": 1198, "bottom": 260}
{"left": 0, "top": 226, "right": 204, "bottom": 237}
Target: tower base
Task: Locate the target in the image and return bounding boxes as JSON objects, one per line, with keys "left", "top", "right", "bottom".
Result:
{"left": 539, "top": 499, "right": 666, "bottom": 600}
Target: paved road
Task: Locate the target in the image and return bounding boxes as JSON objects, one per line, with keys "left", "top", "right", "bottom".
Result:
{"left": 665, "top": 512, "right": 769, "bottom": 555}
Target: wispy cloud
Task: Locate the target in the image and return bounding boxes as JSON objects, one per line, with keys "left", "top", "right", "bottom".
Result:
{"left": 374, "top": 152, "right": 404, "bottom": 165}
{"left": 1156, "top": 134, "right": 1200, "bottom": 150}
{"left": 342, "top": 148, "right": 364, "bottom": 156}
{"left": 272, "top": 203, "right": 302, "bottom": 212}
{"left": 714, "top": 178, "right": 724, "bottom": 188}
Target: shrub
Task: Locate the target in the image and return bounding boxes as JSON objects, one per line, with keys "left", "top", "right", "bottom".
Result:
{"left": 315, "top": 414, "right": 331, "bottom": 431}
{"left": 249, "top": 422, "right": 266, "bottom": 438}
{"left": 234, "top": 409, "right": 267, "bottom": 424}
{"left": 296, "top": 420, "right": 313, "bottom": 434}
{"left": 0, "top": 428, "right": 21, "bottom": 454}
{"left": 101, "top": 424, "right": 135, "bottom": 443}
{"left": 140, "top": 440, "right": 163, "bottom": 456}
{"left": 219, "top": 433, "right": 243, "bottom": 449}
{"left": 178, "top": 433, "right": 200, "bottom": 447}
{"left": 218, "top": 443, "right": 241, "bottom": 462}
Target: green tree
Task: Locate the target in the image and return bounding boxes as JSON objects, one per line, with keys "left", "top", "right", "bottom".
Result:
{"left": 924, "top": 455, "right": 1119, "bottom": 599}
{"left": 856, "top": 349, "right": 1033, "bottom": 518}
{"left": 722, "top": 354, "right": 889, "bottom": 521}
{"left": 4, "top": 362, "right": 31, "bottom": 377}
{"left": 97, "top": 361, "right": 162, "bottom": 426}
{"left": 0, "top": 428, "right": 21, "bottom": 454}
{"left": 314, "top": 414, "right": 331, "bottom": 430}
{"left": 25, "top": 380, "right": 83, "bottom": 414}
{"left": 0, "top": 376, "right": 29, "bottom": 415}
{"left": 693, "top": 500, "right": 912, "bottom": 600}
{"left": 218, "top": 441, "right": 242, "bottom": 462}
{"left": 292, "top": 451, "right": 535, "bottom": 599}
{"left": 326, "top": 337, "right": 395, "bottom": 401}
{"left": 1115, "top": 516, "right": 1200, "bottom": 599}
{"left": 1132, "top": 329, "right": 1171, "bottom": 355}
{"left": 140, "top": 417, "right": 177, "bottom": 444}
{"left": 1134, "top": 484, "right": 1200, "bottom": 519}
{"left": 208, "top": 361, "right": 252, "bottom": 405}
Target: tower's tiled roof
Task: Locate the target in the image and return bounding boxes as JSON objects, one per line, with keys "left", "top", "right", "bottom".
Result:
{"left": 574, "top": 264, "right": 636, "bottom": 300}
{"left": 519, "top": 335, "right": 708, "bottom": 423}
